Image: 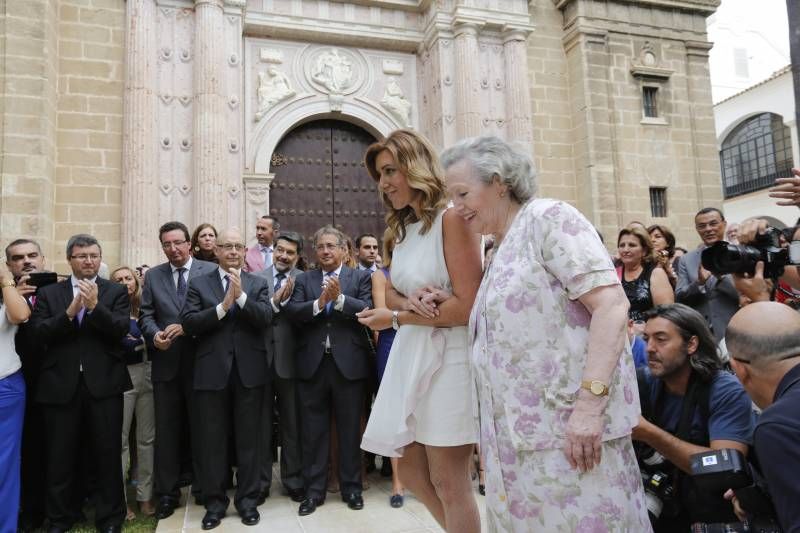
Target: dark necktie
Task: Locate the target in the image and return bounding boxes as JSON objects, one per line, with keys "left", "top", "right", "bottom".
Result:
{"left": 274, "top": 272, "right": 286, "bottom": 293}
{"left": 324, "top": 271, "right": 336, "bottom": 315}
{"left": 224, "top": 274, "right": 238, "bottom": 316}
{"left": 176, "top": 267, "right": 187, "bottom": 300}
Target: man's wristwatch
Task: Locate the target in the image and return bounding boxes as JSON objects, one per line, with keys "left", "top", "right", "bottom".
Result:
{"left": 0, "top": 278, "right": 15, "bottom": 288}
{"left": 580, "top": 380, "right": 610, "bottom": 397}
{"left": 391, "top": 310, "right": 400, "bottom": 331}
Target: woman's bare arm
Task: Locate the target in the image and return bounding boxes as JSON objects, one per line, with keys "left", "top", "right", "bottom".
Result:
{"left": 396, "top": 210, "right": 482, "bottom": 328}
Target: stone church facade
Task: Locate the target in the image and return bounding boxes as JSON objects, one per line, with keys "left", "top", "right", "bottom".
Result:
{"left": 0, "top": 0, "right": 721, "bottom": 272}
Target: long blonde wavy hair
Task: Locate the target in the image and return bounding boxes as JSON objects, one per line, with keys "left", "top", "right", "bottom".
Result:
{"left": 365, "top": 129, "right": 448, "bottom": 243}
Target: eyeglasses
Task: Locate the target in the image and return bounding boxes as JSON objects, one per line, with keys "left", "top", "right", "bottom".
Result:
{"left": 315, "top": 243, "right": 342, "bottom": 252}
{"left": 217, "top": 243, "right": 245, "bottom": 251}
{"left": 71, "top": 254, "right": 101, "bottom": 262}
{"left": 161, "top": 240, "right": 188, "bottom": 250}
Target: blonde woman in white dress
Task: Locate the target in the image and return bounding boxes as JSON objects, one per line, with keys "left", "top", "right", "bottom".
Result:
{"left": 358, "top": 129, "right": 482, "bottom": 533}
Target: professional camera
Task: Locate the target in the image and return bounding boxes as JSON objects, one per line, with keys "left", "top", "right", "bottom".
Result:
{"left": 690, "top": 449, "right": 782, "bottom": 532}
{"left": 701, "top": 226, "right": 800, "bottom": 279}
{"left": 642, "top": 469, "right": 677, "bottom": 523}
{"left": 637, "top": 445, "right": 678, "bottom": 522}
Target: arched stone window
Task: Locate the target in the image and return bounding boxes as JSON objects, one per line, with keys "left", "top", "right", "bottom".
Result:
{"left": 720, "top": 113, "right": 793, "bottom": 198}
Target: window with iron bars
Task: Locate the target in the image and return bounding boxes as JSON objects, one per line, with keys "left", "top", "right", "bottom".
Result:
{"left": 643, "top": 87, "right": 659, "bottom": 118}
{"left": 649, "top": 187, "right": 667, "bottom": 218}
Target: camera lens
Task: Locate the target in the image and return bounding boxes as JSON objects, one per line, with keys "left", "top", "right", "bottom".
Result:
{"left": 701, "top": 241, "right": 762, "bottom": 276}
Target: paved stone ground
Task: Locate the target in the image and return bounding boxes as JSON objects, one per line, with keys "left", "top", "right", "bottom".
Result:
{"left": 156, "top": 462, "right": 487, "bottom": 533}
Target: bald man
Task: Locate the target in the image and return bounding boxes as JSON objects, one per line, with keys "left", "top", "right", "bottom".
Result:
{"left": 181, "top": 228, "right": 272, "bottom": 529}
{"left": 727, "top": 302, "right": 800, "bottom": 532}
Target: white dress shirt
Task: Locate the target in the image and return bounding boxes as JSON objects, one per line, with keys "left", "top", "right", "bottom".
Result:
{"left": 215, "top": 268, "right": 248, "bottom": 320}
{"left": 312, "top": 264, "right": 345, "bottom": 316}
{"left": 170, "top": 256, "right": 193, "bottom": 288}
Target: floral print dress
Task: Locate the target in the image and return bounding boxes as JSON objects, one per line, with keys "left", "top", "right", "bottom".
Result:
{"left": 470, "top": 199, "right": 652, "bottom": 532}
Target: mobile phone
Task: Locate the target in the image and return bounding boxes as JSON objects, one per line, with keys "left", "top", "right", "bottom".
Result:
{"left": 27, "top": 272, "right": 58, "bottom": 288}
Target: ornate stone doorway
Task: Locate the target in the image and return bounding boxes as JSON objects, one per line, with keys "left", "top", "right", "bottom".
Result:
{"left": 268, "top": 119, "right": 384, "bottom": 255}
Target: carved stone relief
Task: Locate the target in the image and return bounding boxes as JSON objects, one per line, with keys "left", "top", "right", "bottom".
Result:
{"left": 309, "top": 48, "right": 358, "bottom": 94}
{"left": 381, "top": 77, "right": 412, "bottom": 126}
{"left": 254, "top": 67, "right": 296, "bottom": 121}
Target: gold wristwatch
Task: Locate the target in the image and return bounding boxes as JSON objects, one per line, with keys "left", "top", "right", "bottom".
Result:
{"left": 580, "top": 380, "right": 610, "bottom": 397}
{"left": 0, "top": 278, "right": 15, "bottom": 289}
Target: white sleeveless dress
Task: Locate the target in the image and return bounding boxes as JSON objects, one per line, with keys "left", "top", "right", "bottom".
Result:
{"left": 362, "top": 209, "right": 479, "bottom": 457}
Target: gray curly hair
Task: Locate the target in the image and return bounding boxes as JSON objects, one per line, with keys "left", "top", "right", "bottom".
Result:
{"left": 440, "top": 136, "right": 537, "bottom": 203}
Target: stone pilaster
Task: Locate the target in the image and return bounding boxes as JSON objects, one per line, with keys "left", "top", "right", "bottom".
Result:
{"left": 503, "top": 30, "right": 534, "bottom": 148}
{"left": 453, "top": 22, "right": 481, "bottom": 138}
{"left": 122, "top": 0, "right": 159, "bottom": 266}
{"left": 193, "top": 0, "right": 227, "bottom": 228}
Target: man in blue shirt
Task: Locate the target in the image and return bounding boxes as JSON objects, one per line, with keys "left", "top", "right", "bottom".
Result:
{"left": 632, "top": 304, "right": 756, "bottom": 531}
{"left": 726, "top": 301, "right": 800, "bottom": 533}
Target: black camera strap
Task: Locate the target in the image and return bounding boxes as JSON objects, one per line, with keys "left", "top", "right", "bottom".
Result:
{"left": 637, "top": 368, "right": 711, "bottom": 445}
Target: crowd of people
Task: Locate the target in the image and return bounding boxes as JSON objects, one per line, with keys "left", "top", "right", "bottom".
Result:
{"left": 1, "top": 130, "right": 800, "bottom": 533}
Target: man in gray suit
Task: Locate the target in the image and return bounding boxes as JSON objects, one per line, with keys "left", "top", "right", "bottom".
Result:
{"left": 676, "top": 207, "right": 740, "bottom": 343}
{"left": 254, "top": 231, "right": 305, "bottom": 503}
{"left": 139, "top": 221, "right": 217, "bottom": 518}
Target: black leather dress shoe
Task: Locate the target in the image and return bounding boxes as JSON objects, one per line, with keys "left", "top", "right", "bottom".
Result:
{"left": 287, "top": 488, "right": 306, "bottom": 503}
{"left": 240, "top": 508, "right": 260, "bottom": 526}
{"left": 201, "top": 511, "right": 223, "bottom": 530}
{"left": 97, "top": 525, "right": 122, "bottom": 533}
{"left": 342, "top": 492, "right": 364, "bottom": 510}
{"left": 298, "top": 497, "right": 324, "bottom": 516}
{"left": 155, "top": 498, "right": 177, "bottom": 520}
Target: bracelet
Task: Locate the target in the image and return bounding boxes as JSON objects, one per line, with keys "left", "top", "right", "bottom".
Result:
{"left": 0, "top": 279, "right": 15, "bottom": 288}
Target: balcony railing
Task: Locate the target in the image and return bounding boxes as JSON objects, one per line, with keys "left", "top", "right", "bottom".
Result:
{"left": 722, "top": 161, "right": 794, "bottom": 199}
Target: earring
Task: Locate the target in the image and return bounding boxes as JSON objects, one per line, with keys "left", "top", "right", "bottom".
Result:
{"left": 194, "top": 246, "right": 200, "bottom": 252}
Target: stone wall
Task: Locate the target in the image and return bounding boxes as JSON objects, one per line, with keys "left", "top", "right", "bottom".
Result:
{"left": 54, "top": 0, "right": 125, "bottom": 272}
{"left": 0, "top": 0, "right": 58, "bottom": 267}
{"left": 536, "top": 0, "right": 722, "bottom": 251}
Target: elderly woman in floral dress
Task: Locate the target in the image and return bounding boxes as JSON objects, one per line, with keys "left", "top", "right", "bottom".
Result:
{"left": 438, "top": 136, "right": 651, "bottom": 532}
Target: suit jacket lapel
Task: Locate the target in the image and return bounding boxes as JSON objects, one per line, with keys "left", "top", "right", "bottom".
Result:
{"left": 210, "top": 270, "right": 225, "bottom": 302}
{"left": 61, "top": 278, "right": 74, "bottom": 310}
{"left": 264, "top": 268, "right": 275, "bottom": 298}
{"left": 310, "top": 269, "right": 323, "bottom": 300}
{"left": 161, "top": 264, "right": 181, "bottom": 309}
{"left": 338, "top": 266, "right": 352, "bottom": 297}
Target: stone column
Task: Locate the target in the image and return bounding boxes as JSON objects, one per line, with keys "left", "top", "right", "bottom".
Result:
{"left": 193, "top": 0, "right": 227, "bottom": 228}
{"left": 453, "top": 22, "right": 481, "bottom": 138}
{"left": 503, "top": 30, "right": 534, "bottom": 147}
{"left": 122, "top": 0, "right": 160, "bottom": 266}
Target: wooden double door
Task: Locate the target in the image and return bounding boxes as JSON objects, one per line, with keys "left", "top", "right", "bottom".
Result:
{"left": 268, "top": 120, "right": 385, "bottom": 260}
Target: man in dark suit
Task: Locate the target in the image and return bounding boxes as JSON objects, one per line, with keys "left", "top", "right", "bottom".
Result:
{"left": 286, "top": 226, "right": 373, "bottom": 516}
{"left": 6, "top": 239, "right": 47, "bottom": 531}
{"left": 676, "top": 207, "right": 740, "bottom": 343}
{"left": 139, "top": 221, "right": 217, "bottom": 518}
{"left": 254, "top": 231, "right": 304, "bottom": 503}
{"left": 181, "top": 228, "right": 272, "bottom": 530}
{"left": 31, "top": 234, "right": 132, "bottom": 533}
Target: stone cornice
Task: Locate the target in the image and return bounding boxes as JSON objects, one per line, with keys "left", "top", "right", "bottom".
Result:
{"left": 554, "top": 0, "right": 719, "bottom": 16}
{"left": 244, "top": 11, "right": 424, "bottom": 52}
{"left": 329, "top": 0, "right": 434, "bottom": 13}
{"left": 562, "top": 15, "right": 711, "bottom": 44}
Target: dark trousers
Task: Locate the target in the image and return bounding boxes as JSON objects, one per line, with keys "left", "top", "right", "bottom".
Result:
{"left": 153, "top": 369, "right": 199, "bottom": 501}
{"left": 258, "top": 370, "right": 275, "bottom": 493}
{"left": 195, "top": 361, "right": 263, "bottom": 514}
{"left": 298, "top": 356, "right": 365, "bottom": 500}
{"left": 261, "top": 372, "right": 303, "bottom": 493}
{"left": 20, "top": 378, "right": 45, "bottom": 527}
{"left": 42, "top": 376, "right": 125, "bottom": 530}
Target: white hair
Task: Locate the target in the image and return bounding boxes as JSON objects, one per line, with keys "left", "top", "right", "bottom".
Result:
{"left": 440, "top": 136, "right": 537, "bottom": 203}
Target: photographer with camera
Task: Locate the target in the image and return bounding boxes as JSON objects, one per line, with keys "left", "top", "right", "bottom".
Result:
{"left": 676, "top": 208, "right": 741, "bottom": 343}
{"left": 632, "top": 303, "right": 756, "bottom": 531}
{"left": 723, "top": 302, "right": 800, "bottom": 532}
{"left": 730, "top": 219, "right": 800, "bottom": 298}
